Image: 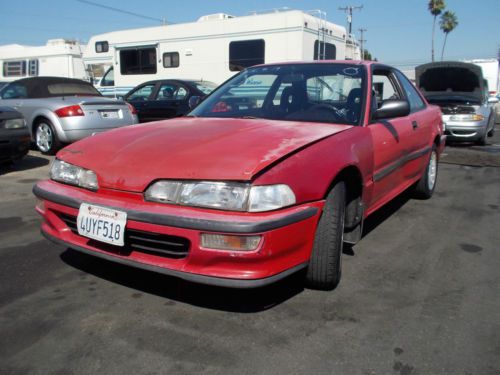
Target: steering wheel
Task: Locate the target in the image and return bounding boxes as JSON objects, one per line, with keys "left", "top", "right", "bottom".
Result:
{"left": 307, "top": 104, "right": 343, "bottom": 121}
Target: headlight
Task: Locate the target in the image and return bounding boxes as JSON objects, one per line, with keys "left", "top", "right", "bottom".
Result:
{"left": 449, "top": 114, "right": 484, "bottom": 121}
{"left": 145, "top": 181, "right": 296, "bottom": 212}
{"left": 50, "top": 159, "right": 98, "bottom": 190}
{"left": 2, "top": 118, "right": 27, "bottom": 129}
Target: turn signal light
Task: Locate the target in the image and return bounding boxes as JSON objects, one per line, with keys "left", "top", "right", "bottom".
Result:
{"left": 126, "top": 102, "right": 137, "bottom": 115}
{"left": 200, "top": 234, "right": 261, "bottom": 251}
{"left": 55, "top": 105, "right": 84, "bottom": 118}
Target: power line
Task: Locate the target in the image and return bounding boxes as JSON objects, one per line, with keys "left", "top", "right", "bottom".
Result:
{"left": 75, "top": 0, "right": 164, "bottom": 24}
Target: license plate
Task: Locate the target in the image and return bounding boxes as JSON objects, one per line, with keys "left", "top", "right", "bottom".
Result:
{"left": 100, "top": 110, "right": 119, "bottom": 119}
{"left": 77, "top": 203, "right": 127, "bottom": 246}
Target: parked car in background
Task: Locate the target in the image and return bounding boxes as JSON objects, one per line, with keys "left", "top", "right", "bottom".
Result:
{"left": 0, "top": 106, "right": 30, "bottom": 163}
{"left": 416, "top": 61, "right": 496, "bottom": 145}
{"left": 124, "top": 79, "right": 217, "bottom": 122}
{"left": 495, "top": 93, "right": 500, "bottom": 124}
{"left": 0, "top": 77, "right": 138, "bottom": 154}
{"left": 34, "top": 61, "right": 445, "bottom": 291}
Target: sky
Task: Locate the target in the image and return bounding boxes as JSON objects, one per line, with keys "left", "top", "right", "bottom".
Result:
{"left": 0, "top": 0, "right": 498, "bottom": 67}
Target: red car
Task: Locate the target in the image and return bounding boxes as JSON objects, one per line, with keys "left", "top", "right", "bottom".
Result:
{"left": 34, "top": 61, "right": 444, "bottom": 290}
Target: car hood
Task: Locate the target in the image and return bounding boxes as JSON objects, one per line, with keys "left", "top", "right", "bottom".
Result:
{"left": 57, "top": 117, "right": 352, "bottom": 192}
{"left": 415, "top": 61, "right": 486, "bottom": 103}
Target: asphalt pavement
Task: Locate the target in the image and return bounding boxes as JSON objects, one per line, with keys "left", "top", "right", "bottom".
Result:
{"left": 0, "top": 129, "right": 499, "bottom": 375}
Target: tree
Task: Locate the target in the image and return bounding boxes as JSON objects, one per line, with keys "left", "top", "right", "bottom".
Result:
{"left": 363, "top": 49, "right": 373, "bottom": 61}
{"left": 440, "top": 11, "right": 458, "bottom": 61}
{"left": 428, "top": 0, "right": 446, "bottom": 62}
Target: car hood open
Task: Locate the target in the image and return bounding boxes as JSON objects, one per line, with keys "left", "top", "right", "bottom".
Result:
{"left": 415, "top": 61, "right": 486, "bottom": 103}
{"left": 57, "top": 117, "right": 352, "bottom": 192}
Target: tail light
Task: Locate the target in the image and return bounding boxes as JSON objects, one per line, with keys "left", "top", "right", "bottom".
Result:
{"left": 126, "top": 102, "right": 137, "bottom": 115}
{"left": 55, "top": 105, "right": 84, "bottom": 118}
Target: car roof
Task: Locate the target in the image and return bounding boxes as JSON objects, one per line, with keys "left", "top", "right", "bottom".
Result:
{"left": 5, "top": 76, "right": 98, "bottom": 98}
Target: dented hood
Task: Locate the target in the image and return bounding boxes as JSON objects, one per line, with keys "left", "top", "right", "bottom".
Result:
{"left": 58, "top": 117, "right": 352, "bottom": 192}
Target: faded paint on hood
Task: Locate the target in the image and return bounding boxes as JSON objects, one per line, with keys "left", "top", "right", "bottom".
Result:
{"left": 57, "top": 117, "right": 352, "bottom": 191}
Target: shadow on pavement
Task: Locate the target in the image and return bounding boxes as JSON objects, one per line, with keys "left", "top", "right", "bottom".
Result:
{"left": 60, "top": 249, "right": 305, "bottom": 313}
{"left": 0, "top": 154, "right": 50, "bottom": 176}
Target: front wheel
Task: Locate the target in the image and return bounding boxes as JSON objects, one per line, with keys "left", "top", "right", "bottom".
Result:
{"left": 305, "top": 181, "right": 346, "bottom": 290}
{"left": 35, "top": 120, "right": 61, "bottom": 155}
{"left": 413, "top": 146, "right": 438, "bottom": 199}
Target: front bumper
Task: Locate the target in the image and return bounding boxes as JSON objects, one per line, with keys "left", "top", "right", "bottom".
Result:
{"left": 34, "top": 180, "right": 322, "bottom": 288}
{"left": 0, "top": 129, "right": 31, "bottom": 161}
{"left": 442, "top": 116, "right": 489, "bottom": 141}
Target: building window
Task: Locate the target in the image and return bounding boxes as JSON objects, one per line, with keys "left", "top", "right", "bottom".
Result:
{"left": 28, "top": 59, "right": 39, "bottom": 76}
{"left": 163, "top": 52, "right": 179, "bottom": 68}
{"left": 314, "top": 41, "right": 336, "bottom": 60}
{"left": 120, "top": 47, "right": 157, "bottom": 75}
{"left": 95, "top": 41, "right": 109, "bottom": 53}
{"left": 229, "top": 39, "right": 265, "bottom": 72}
{"left": 3, "top": 61, "right": 27, "bottom": 77}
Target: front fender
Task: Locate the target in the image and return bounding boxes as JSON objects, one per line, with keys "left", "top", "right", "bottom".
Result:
{"left": 253, "top": 126, "right": 374, "bottom": 204}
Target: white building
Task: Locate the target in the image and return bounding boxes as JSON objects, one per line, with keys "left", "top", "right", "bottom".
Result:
{"left": 0, "top": 39, "right": 88, "bottom": 82}
{"left": 83, "top": 9, "right": 361, "bottom": 97}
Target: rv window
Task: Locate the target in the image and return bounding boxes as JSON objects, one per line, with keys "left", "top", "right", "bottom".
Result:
{"left": 3, "top": 61, "right": 27, "bottom": 77}
{"left": 314, "top": 41, "right": 336, "bottom": 60}
{"left": 95, "top": 41, "right": 109, "bottom": 53}
{"left": 120, "top": 48, "right": 157, "bottom": 75}
{"left": 163, "top": 52, "right": 179, "bottom": 68}
{"left": 229, "top": 40, "right": 265, "bottom": 72}
{"left": 28, "top": 60, "right": 39, "bottom": 76}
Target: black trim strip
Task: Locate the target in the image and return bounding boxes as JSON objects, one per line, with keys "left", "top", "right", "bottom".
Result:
{"left": 41, "top": 230, "right": 308, "bottom": 289}
{"left": 373, "top": 146, "right": 431, "bottom": 182}
{"left": 33, "top": 185, "right": 318, "bottom": 234}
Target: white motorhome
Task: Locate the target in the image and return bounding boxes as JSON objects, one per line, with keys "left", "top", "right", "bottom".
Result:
{"left": 84, "top": 9, "right": 360, "bottom": 97}
{"left": 0, "top": 39, "right": 88, "bottom": 82}
{"left": 465, "top": 59, "right": 500, "bottom": 96}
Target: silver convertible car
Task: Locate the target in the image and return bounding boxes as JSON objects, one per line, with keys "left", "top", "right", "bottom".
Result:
{"left": 0, "top": 77, "right": 138, "bottom": 154}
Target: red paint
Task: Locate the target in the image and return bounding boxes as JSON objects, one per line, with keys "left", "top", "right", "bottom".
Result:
{"left": 35, "top": 61, "right": 444, "bottom": 284}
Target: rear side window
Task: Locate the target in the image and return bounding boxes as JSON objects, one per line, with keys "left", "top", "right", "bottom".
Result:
{"left": 229, "top": 40, "right": 265, "bottom": 72}
{"left": 3, "top": 61, "right": 26, "bottom": 77}
{"left": 396, "top": 71, "right": 425, "bottom": 112}
{"left": 120, "top": 47, "right": 157, "bottom": 75}
{"left": 127, "top": 84, "right": 155, "bottom": 101}
{"left": 163, "top": 52, "right": 179, "bottom": 68}
{"left": 1, "top": 83, "right": 28, "bottom": 99}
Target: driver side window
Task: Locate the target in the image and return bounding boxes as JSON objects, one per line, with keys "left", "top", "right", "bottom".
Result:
{"left": 127, "top": 84, "right": 155, "bottom": 101}
{"left": 1, "top": 83, "right": 27, "bottom": 99}
{"left": 372, "top": 70, "right": 402, "bottom": 114}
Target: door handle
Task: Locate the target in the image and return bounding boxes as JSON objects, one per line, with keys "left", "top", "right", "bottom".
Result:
{"left": 412, "top": 121, "right": 418, "bottom": 130}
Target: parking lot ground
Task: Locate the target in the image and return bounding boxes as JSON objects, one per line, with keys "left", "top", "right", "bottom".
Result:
{"left": 0, "top": 128, "right": 499, "bottom": 375}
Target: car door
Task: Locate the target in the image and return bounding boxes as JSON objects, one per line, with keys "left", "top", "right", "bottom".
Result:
{"left": 394, "top": 70, "right": 433, "bottom": 180}
{"left": 368, "top": 67, "right": 414, "bottom": 207}
{"left": 147, "top": 82, "right": 189, "bottom": 121}
{"left": 125, "top": 83, "right": 157, "bottom": 122}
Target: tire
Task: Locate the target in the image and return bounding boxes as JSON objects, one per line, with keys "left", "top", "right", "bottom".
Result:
{"left": 413, "top": 145, "right": 438, "bottom": 199}
{"left": 487, "top": 125, "right": 495, "bottom": 137}
{"left": 476, "top": 132, "right": 487, "bottom": 146}
{"left": 35, "top": 119, "right": 61, "bottom": 155}
{"left": 306, "top": 181, "right": 346, "bottom": 290}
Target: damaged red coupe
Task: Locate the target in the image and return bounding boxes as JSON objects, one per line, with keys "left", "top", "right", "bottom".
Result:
{"left": 34, "top": 61, "right": 445, "bottom": 290}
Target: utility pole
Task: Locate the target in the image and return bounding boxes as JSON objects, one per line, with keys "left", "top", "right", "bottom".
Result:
{"left": 358, "top": 28, "right": 367, "bottom": 60}
{"left": 338, "top": 5, "right": 363, "bottom": 35}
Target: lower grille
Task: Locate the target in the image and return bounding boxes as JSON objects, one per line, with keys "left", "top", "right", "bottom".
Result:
{"left": 57, "top": 212, "right": 190, "bottom": 259}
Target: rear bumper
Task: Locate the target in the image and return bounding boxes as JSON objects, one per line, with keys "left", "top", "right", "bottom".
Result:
{"left": 34, "top": 180, "right": 322, "bottom": 288}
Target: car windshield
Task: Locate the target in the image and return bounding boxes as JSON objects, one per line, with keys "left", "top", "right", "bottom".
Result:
{"left": 190, "top": 63, "right": 366, "bottom": 125}
{"left": 194, "top": 81, "right": 217, "bottom": 95}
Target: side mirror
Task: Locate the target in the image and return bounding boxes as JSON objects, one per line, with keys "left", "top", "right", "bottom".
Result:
{"left": 372, "top": 99, "right": 410, "bottom": 120}
{"left": 188, "top": 95, "right": 201, "bottom": 109}
{"left": 488, "top": 96, "right": 499, "bottom": 104}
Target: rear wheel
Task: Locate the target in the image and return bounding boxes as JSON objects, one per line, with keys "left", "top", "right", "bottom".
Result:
{"left": 413, "top": 145, "right": 438, "bottom": 199}
{"left": 35, "top": 119, "right": 61, "bottom": 155}
{"left": 306, "top": 181, "right": 346, "bottom": 290}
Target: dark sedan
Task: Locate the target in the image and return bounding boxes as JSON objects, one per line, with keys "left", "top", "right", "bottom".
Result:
{"left": 0, "top": 106, "right": 30, "bottom": 162}
{"left": 124, "top": 79, "right": 217, "bottom": 123}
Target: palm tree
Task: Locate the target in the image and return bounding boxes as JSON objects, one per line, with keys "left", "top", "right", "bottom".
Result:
{"left": 440, "top": 11, "right": 458, "bottom": 60}
{"left": 428, "top": 0, "right": 446, "bottom": 61}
